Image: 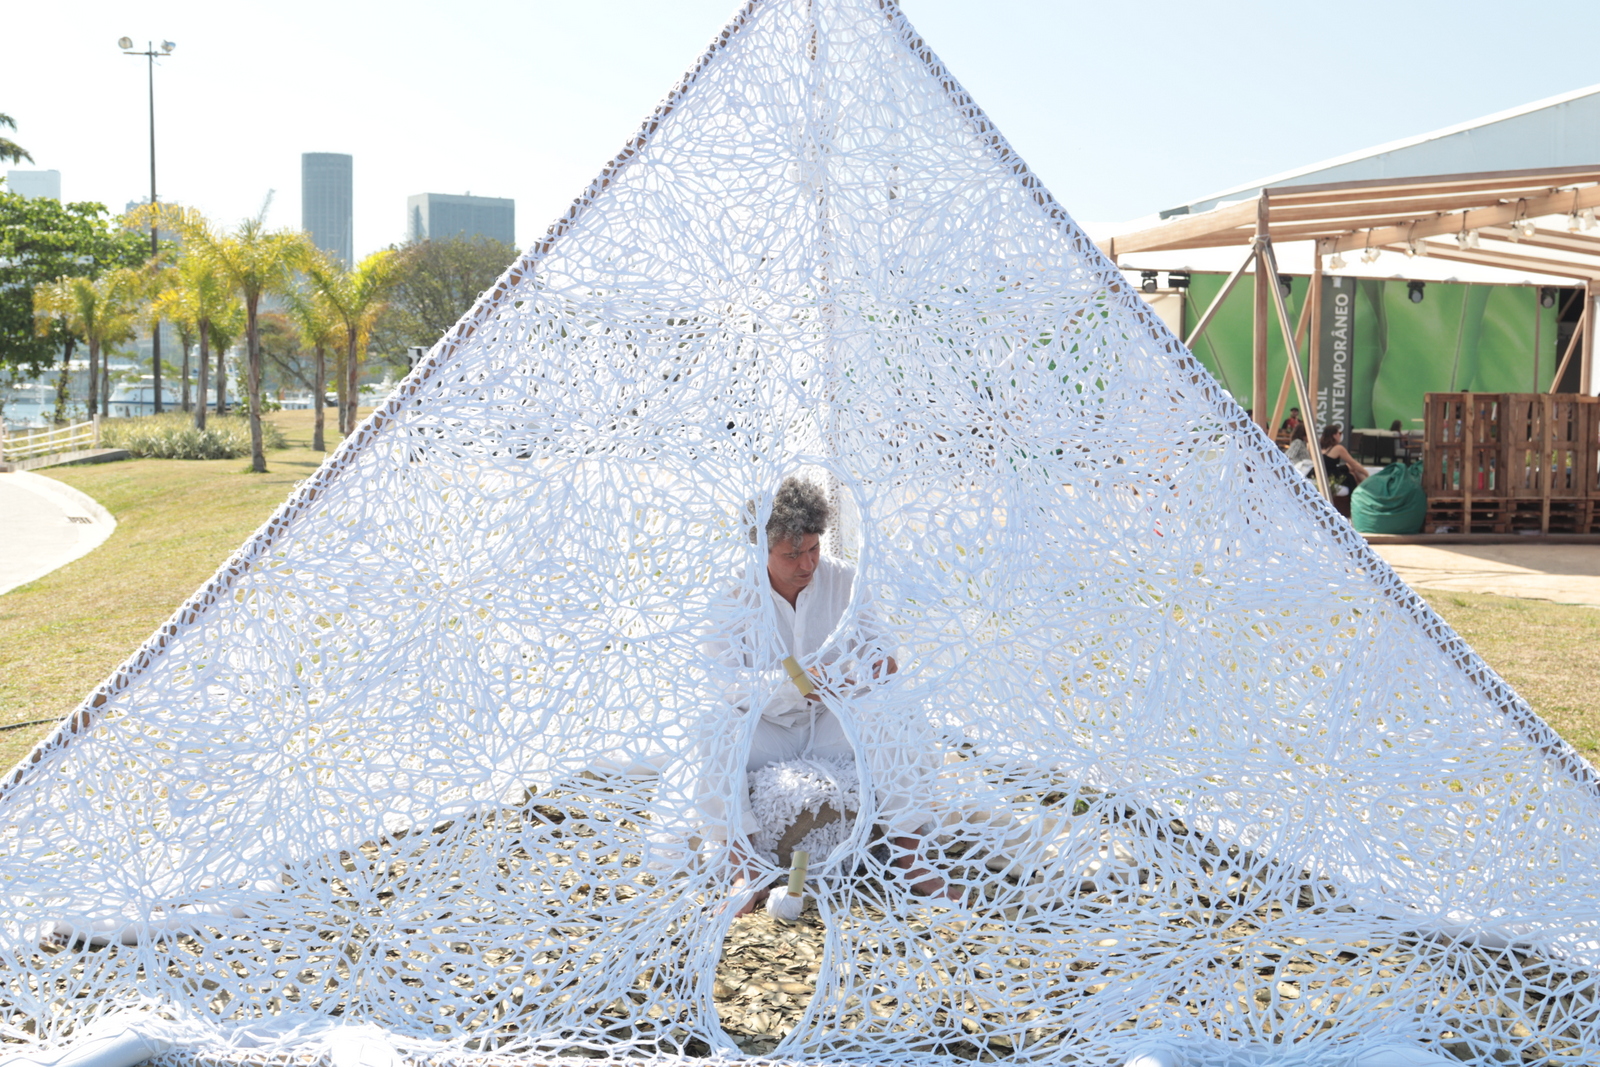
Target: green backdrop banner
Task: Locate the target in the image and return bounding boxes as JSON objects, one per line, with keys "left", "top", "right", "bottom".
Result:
{"left": 1183, "top": 272, "right": 1556, "bottom": 432}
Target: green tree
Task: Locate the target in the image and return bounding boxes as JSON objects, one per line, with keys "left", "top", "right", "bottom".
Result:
{"left": 152, "top": 247, "right": 239, "bottom": 430}
{"left": 144, "top": 204, "right": 308, "bottom": 472}
{"left": 307, "top": 248, "right": 398, "bottom": 435}
{"left": 207, "top": 299, "right": 245, "bottom": 418}
{"left": 285, "top": 284, "right": 342, "bottom": 451}
{"left": 369, "top": 234, "right": 515, "bottom": 364}
{"left": 0, "top": 113, "right": 30, "bottom": 166}
{"left": 1, "top": 191, "right": 149, "bottom": 387}
{"left": 32, "top": 269, "right": 146, "bottom": 417}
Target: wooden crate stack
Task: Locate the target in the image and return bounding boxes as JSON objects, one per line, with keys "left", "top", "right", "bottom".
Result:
{"left": 1423, "top": 391, "right": 1600, "bottom": 534}
{"left": 1421, "top": 392, "right": 1506, "bottom": 533}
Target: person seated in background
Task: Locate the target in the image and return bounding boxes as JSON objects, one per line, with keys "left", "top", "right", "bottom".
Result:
{"left": 1273, "top": 406, "right": 1299, "bottom": 444}
{"left": 1320, "top": 424, "right": 1369, "bottom": 486}
{"left": 1285, "top": 424, "right": 1313, "bottom": 472}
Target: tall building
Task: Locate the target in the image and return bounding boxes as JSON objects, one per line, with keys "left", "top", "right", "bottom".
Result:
{"left": 6, "top": 170, "right": 60, "bottom": 199}
{"left": 302, "top": 153, "right": 353, "bottom": 266}
{"left": 406, "top": 193, "right": 514, "bottom": 245}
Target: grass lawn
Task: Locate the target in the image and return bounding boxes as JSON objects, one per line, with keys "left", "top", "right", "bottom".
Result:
{"left": 0, "top": 408, "right": 360, "bottom": 772}
{"left": 1418, "top": 588, "right": 1600, "bottom": 754}
{"left": 2, "top": 428, "right": 1598, "bottom": 773}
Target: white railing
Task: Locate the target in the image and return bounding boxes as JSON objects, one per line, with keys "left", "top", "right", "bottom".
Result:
{"left": 0, "top": 416, "right": 101, "bottom": 462}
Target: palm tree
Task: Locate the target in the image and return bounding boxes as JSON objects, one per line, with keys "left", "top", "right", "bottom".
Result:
{"left": 51, "top": 333, "right": 76, "bottom": 424}
{"left": 208, "top": 301, "right": 245, "bottom": 417}
{"left": 141, "top": 204, "right": 308, "bottom": 471}
{"left": 152, "top": 250, "right": 237, "bottom": 430}
{"left": 306, "top": 249, "right": 398, "bottom": 435}
{"left": 0, "top": 113, "right": 31, "bottom": 166}
{"left": 32, "top": 270, "right": 144, "bottom": 417}
{"left": 285, "top": 271, "right": 343, "bottom": 452}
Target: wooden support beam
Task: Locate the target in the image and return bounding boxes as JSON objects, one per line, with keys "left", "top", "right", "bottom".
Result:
{"left": 1270, "top": 185, "right": 1591, "bottom": 212}
{"left": 1259, "top": 240, "right": 1330, "bottom": 500}
{"left": 1264, "top": 165, "right": 1600, "bottom": 202}
{"left": 1253, "top": 197, "right": 1271, "bottom": 433}
{"left": 1402, "top": 243, "right": 1600, "bottom": 281}
{"left": 1267, "top": 193, "right": 1578, "bottom": 225}
{"left": 1584, "top": 282, "right": 1596, "bottom": 396}
{"left": 1325, "top": 185, "right": 1600, "bottom": 255}
{"left": 1548, "top": 308, "right": 1583, "bottom": 392}
{"left": 1541, "top": 392, "right": 1553, "bottom": 535}
{"left": 1533, "top": 285, "right": 1543, "bottom": 392}
{"left": 1107, "top": 199, "right": 1264, "bottom": 257}
{"left": 1267, "top": 290, "right": 1314, "bottom": 434}
{"left": 1182, "top": 245, "right": 1256, "bottom": 349}
{"left": 1309, "top": 247, "right": 1325, "bottom": 429}
{"left": 1477, "top": 226, "right": 1600, "bottom": 259}
{"left": 1111, "top": 212, "right": 1597, "bottom": 252}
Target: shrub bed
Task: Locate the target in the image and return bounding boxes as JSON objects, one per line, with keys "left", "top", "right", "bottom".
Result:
{"left": 100, "top": 413, "right": 287, "bottom": 460}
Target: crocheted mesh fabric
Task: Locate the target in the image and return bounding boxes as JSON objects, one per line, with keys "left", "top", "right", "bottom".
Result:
{"left": 2, "top": 1, "right": 1597, "bottom": 1064}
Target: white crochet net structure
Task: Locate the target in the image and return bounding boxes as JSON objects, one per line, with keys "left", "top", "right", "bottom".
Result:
{"left": 4, "top": 2, "right": 1599, "bottom": 1065}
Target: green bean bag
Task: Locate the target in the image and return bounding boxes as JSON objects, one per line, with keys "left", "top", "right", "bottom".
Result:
{"left": 1351, "top": 460, "right": 1426, "bottom": 534}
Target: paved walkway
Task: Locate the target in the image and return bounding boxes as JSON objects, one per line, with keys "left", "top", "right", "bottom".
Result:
{"left": 1370, "top": 542, "right": 1600, "bottom": 608}
{"left": 0, "top": 471, "right": 117, "bottom": 595}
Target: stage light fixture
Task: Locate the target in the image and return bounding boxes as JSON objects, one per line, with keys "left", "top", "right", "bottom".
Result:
{"left": 1329, "top": 252, "right": 1346, "bottom": 270}
{"left": 1140, "top": 271, "right": 1158, "bottom": 293}
{"left": 1362, "top": 247, "right": 1381, "bottom": 263}
{"left": 1167, "top": 271, "right": 1190, "bottom": 289}
{"left": 1407, "top": 281, "right": 1425, "bottom": 304}
{"left": 1540, "top": 288, "right": 1558, "bottom": 309}
{"left": 117, "top": 36, "right": 133, "bottom": 49}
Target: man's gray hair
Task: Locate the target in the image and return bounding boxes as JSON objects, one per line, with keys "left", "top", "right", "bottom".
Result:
{"left": 765, "top": 476, "right": 832, "bottom": 547}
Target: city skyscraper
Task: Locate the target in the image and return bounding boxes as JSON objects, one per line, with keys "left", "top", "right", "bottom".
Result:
{"left": 406, "top": 193, "right": 514, "bottom": 246}
{"left": 302, "top": 152, "right": 353, "bottom": 266}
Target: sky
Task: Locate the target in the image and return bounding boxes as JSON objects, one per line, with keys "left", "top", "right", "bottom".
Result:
{"left": 6, "top": 0, "right": 1600, "bottom": 260}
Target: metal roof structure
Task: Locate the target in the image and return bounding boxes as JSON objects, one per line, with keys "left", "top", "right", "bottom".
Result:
{"left": 1166, "top": 84, "right": 1600, "bottom": 217}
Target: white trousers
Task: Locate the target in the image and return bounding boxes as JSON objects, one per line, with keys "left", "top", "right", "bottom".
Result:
{"left": 702, "top": 704, "right": 933, "bottom": 841}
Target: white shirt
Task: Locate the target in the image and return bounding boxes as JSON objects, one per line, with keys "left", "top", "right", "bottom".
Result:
{"left": 705, "top": 556, "right": 882, "bottom": 728}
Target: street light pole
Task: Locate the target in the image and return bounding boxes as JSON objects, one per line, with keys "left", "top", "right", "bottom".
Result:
{"left": 120, "top": 37, "right": 175, "bottom": 415}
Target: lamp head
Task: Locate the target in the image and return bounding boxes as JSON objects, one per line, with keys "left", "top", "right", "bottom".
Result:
{"left": 117, "top": 36, "right": 134, "bottom": 50}
{"left": 161, "top": 40, "right": 175, "bottom": 53}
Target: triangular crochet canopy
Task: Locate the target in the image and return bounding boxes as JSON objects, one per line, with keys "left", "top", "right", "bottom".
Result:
{"left": 4, "top": 2, "right": 1598, "bottom": 1065}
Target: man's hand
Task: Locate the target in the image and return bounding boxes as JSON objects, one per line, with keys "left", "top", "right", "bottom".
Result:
{"left": 806, "top": 656, "right": 897, "bottom": 701}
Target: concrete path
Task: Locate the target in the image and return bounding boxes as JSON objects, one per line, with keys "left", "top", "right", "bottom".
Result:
{"left": 1370, "top": 542, "right": 1600, "bottom": 608}
{"left": 0, "top": 471, "right": 116, "bottom": 595}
